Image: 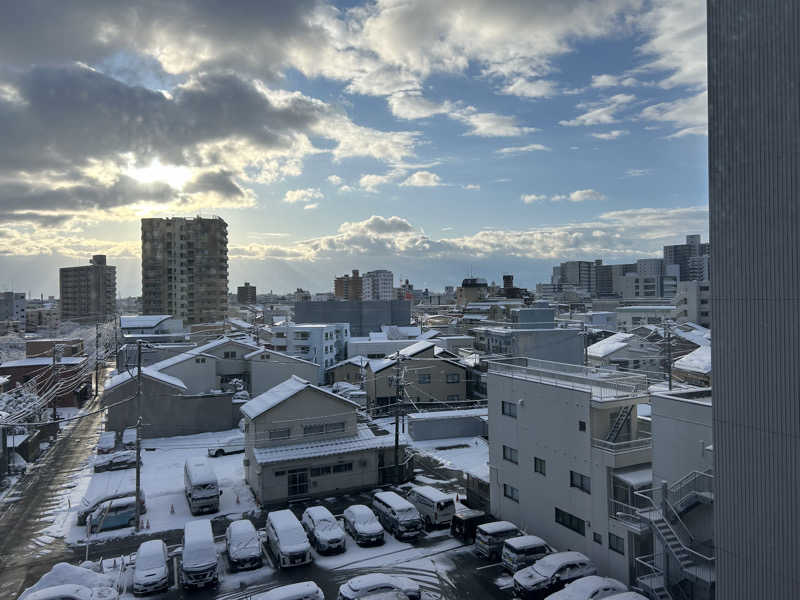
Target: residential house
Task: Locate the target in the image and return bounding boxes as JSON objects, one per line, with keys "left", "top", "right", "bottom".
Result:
{"left": 264, "top": 322, "right": 349, "bottom": 381}
{"left": 587, "top": 332, "right": 663, "bottom": 374}
{"left": 119, "top": 315, "right": 186, "bottom": 343}
{"left": 672, "top": 346, "right": 711, "bottom": 387}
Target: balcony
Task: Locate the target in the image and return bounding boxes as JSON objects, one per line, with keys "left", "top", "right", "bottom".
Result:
{"left": 592, "top": 435, "right": 652, "bottom": 453}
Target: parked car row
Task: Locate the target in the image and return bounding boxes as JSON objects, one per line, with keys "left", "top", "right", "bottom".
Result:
{"left": 93, "top": 450, "right": 140, "bottom": 473}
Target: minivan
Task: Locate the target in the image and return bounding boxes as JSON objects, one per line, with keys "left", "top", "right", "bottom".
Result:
{"left": 78, "top": 488, "right": 146, "bottom": 526}
{"left": 181, "top": 519, "right": 219, "bottom": 588}
{"left": 184, "top": 458, "right": 221, "bottom": 515}
{"left": 88, "top": 498, "right": 139, "bottom": 533}
{"left": 372, "top": 491, "right": 423, "bottom": 540}
{"left": 501, "top": 535, "right": 554, "bottom": 572}
{"left": 474, "top": 521, "right": 522, "bottom": 560}
{"left": 266, "top": 509, "right": 312, "bottom": 568}
{"left": 404, "top": 485, "right": 455, "bottom": 530}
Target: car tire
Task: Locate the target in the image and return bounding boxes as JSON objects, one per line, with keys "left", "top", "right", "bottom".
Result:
{"left": 215, "top": 449, "right": 224, "bottom": 457}
{"left": 424, "top": 516, "right": 433, "bottom": 531}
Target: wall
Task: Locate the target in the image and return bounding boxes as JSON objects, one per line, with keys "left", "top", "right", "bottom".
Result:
{"left": 407, "top": 412, "right": 487, "bottom": 440}
{"left": 369, "top": 360, "right": 467, "bottom": 408}
{"left": 249, "top": 352, "right": 322, "bottom": 391}
{"left": 295, "top": 300, "right": 411, "bottom": 337}
{"left": 514, "top": 329, "right": 584, "bottom": 364}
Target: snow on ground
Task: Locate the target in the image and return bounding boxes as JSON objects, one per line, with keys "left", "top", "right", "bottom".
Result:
{"left": 44, "top": 429, "right": 258, "bottom": 544}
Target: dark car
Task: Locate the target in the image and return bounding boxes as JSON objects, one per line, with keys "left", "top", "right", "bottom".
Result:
{"left": 450, "top": 508, "right": 490, "bottom": 544}
{"left": 93, "top": 450, "right": 140, "bottom": 473}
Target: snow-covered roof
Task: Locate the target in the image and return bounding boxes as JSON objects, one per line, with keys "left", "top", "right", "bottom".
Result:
{"left": 119, "top": 315, "right": 172, "bottom": 329}
{"left": 328, "top": 355, "right": 370, "bottom": 370}
{"left": 407, "top": 408, "right": 487, "bottom": 421}
{"left": 104, "top": 365, "right": 187, "bottom": 391}
{"left": 227, "top": 318, "right": 252, "bottom": 330}
{"left": 617, "top": 305, "right": 676, "bottom": 311}
{"left": 253, "top": 427, "right": 405, "bottom": 465}
{"left": 505, "top": 535, "right": 547, "bottom": 551}
{"left": 7, "top": 433, "right": 29, "bottom": 448}
{"left": 194, "top": 336, "right": 260, "bottom": 354}
{"left": 0, "top": 356, "right": 86, "bottom": 367}
{"left": 587, "top": 333, "right": 634, "bottom": 359}
{"left": 398, "top": 340, "right": 436, "bottom": 357}
{"left": 612, "top": 465, "right": 652, "bottom": 488}
{"left": 478, "top": 521, "right": 519, "bottom": 535}
{"left": 240, "top": 376, "right": 311, "bottom": 419}
{"left": 673, "top": 345, "right": 711, "bottom": 375}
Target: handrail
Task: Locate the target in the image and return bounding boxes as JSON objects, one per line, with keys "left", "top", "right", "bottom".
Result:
{"left": 663, "top": 497, "right": 695, "bottom": 546}
{"left": 592, "top": 436, "right": 652, "bottom": 453}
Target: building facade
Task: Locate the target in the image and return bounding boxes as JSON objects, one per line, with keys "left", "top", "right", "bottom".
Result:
{"left": 0, "top": 291, "right": 26, "bottom": 323}
{"left": 294, "top": 299, "right": 411, "bottom": 337}
{"left": 237, "top": 282, "right": 257, "bottom": 305}
{"left": 59, "top": 255, "right": 116, "bottom": 323}
{"left": 663, "top": 235, "right": 710, "bottom": 282}
{"left": 141, "top": 216, "right": 228, "bottom": 324}
{"left": 334, "top": 269, "right": 363, "bottom": 300}
{"left": 264, "top": 322, "right": 349, "bottom": 380}
{"left": 362, "top": 269, "right": 394, "bottom": 301}
{"left": 673, "top": 280, "right": 711, "bottom": 328}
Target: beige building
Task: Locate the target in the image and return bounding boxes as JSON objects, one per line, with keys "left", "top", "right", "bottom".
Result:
{"left": 59, "top": 254, "right": 116, "bottom": 323}
{"left": 241, "top": 376, "right": 403, "bottom": 506}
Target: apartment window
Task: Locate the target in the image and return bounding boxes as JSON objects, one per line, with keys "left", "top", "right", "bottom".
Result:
{"left": 195, "top": 358, "right": 206, "bottom": 364}
{"left": 578, "top": 420, "right": 587, "bottom": 432}
{"left": 609, "top": 532, "right": 625, "bottom": 555}
{"left": 593, "top": 532, "right": 603, "bottom": 545}
{"left": 418, "top": 373, "right": 431, "bottom": 384}
{"left": 223, "top": 351, "right": 237, "bottom": 359}
{"left": 332, "top": 462, "right": 353, "bottom": 473}
{"left": 310, "top": 465, "right": 332, "bottom": 477}
{"left": 303, "top": 424, "right": 325, "bottom": 437}
{"left": 570, "top": 470, "right": 591, "bottom": 494}
{"left": 534, "top": 457, "right": 546, "bottom": 476}
{"left": 325, "top": 422, "right": 345, "bottom": 433}
{"left": 269, "top": 428, "right": 290, "bottom": 440}
{"left": 503, "top": 484, "right": 520, "bottom": 503}
{"left": 555, "top": 507, "right": 586, "bottom": 536}
{"left": 446, "top": 373, "right": 461, "bottom": 384}
{"left": 274, "top": 470, "right": 286, "bottom": 477}
{"left": 501, "top": 401, "right": 518, "bottom": 418}
{"left": 446, "top": 394, "right": 461, "bottom": 403}
{"left": 502, "top": 445, "right": 519, "bottom": 464}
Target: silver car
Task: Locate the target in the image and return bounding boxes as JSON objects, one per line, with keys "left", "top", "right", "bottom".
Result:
{"left": 301, "top": 506, "right": 346, "bottom": 554}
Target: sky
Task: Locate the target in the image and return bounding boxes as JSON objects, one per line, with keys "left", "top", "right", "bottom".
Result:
{"left": 0, "top": 0, "right": 708, "bottom": 297}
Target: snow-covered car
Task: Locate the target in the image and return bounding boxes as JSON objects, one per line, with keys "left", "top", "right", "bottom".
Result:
{"left": 77, "top": 489, "right": 145, "bottom": 525}
{"left": 265, "top": 509, "right": 312, "bottom": 568}
{"left": 22, "top": 585, "right": 117, "bottom": 600}
{"left": 301, "top": 506, "right": 346, "bottom": 554}
{"left": 93, "top": 450, "right": 139, "bottom": 472}
{"left": 122, "top": 426, "right": 137, "bottom": 449}
{"left": 207, "top": 433, "right": 245, "bottom": 457}
{"left": 604, "top": 593, "right": 648, "bottom": 600}
{"left": 544, "top": 576, "right": 627, "bottom": 600}
{"left": 88, "top": 497, "right": 139, "bottom": 533}
{"left": 501, "top": 535, "right": 554, "bottom": 572}
{"left": 225, "top": 519, "right": 263, "bottom": 571}
{"left": 17, "top": 563, "right": 118, "bottom": 600}
{"left": 133, "top": 540, "right": 169, "bottom": 595}
{"left": 97, "top": 431, "right": 117, "bottom": 454}
{"left": 337, "top": 574, "right": 420, "bottom": 600}
{"left": 255, "top": 582, "right": 325, "bottom": 600}
{"left": 343, "top": 504, "right": 385, "bottom": 546}
{"left": 513, "top": 552, "right": 596, "bottom": 597}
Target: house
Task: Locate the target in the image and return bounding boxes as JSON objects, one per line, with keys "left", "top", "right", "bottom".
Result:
{"left": 672, "top": 345, "right": 711, "bottom": 387}
{"left": 488, "top": 357, "right": 652, "bottom": 586}
{"left": 587, "top": 332, "right": 663, "bottom": 374}
{"left": 240, "top": 376, "right": 406, "bottom": 506}
{"left": 0, "top": 356, "right": 91, "bottom": 407}
{"left": 119, "top": 315, "right": 186, "bottom": 343}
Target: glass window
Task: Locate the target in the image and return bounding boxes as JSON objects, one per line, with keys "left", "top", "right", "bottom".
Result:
{"left": 333, "top": 462, "right": 353, "bottom": 473}
{"left": 501, "top": 401, "right": 517, "bottom": 418}
{"left": 418, "top": 373, "right": 431, "bottom": 384}
{"left": 325, "top": 421, "right": 345, "bottom": 433}
{"left": 534, "top": 457, "right": 546, "bottom": 476}
{"left": 503, "top": 484, "right": 519, "bottom": 503}
{"left": 502, "top": 445, "right": 519, "bottom": 464}
{"left": 310, "top": 465, "right": 332, "bottom": 477}
{"left": 269, "top": 428, "right": 290, "bottom": 440}
{"left": 303, "top": 424, "right": 325, "bottom": 437}
{"left": 579, "top": 420, "right": 587, "bottom": 432}
{"left": 593, "top": 532, "right": 602, "bottom": 544}
{"left": 555, "top": 507, "right": 585, "bottom": 536}
{"left": 570, "top": 470, "right": 591, "bottom": 494}
{"left": 609, "top": 532, "right": 625, "bottom": 555}
{"left": 446, "top": 373, "right": 460, "bottom": 383}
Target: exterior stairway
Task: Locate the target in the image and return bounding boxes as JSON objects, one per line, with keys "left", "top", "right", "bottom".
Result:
{"left": 652, "top": 516, "right": 695, "bottom": 570}
{"left": 606, "top": 404, "right": 633, "bottom": 441}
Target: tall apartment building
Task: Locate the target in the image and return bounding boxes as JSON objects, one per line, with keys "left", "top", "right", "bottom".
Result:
{"left": 237, "top": 282, "right": 256, "bottom": 305}
{"left": 334, "top": 269, "right": 363, "bottom": 300}
{"left": 663, "top": 235, "right": 710, "bottom": 282}
{"left": 552, "top": 260, "right": 599, "bottom": 293}
{"left": 673, "top": 280, "right": 711, "bottom": 328}
{"left": 595, "top": 263, "right": 636, "bottom": 297}
{"left": 709, "top": 2, "right": 800, "bottom": 597}
{"left": 0, "top": 291, "right": 26, "bottom": 322}
{"left": 362, "top": 269, "right": 394, "bottom": 301}
{"left": 141, "top": 217, "right": 228, "bottom": 325}
{"left": 59, "top": 255, "right": 116, "bottom": 323}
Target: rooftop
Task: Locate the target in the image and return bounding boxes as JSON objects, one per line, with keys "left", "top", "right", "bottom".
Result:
{"left": 253, "top": 426, "right": 403, "bottom": 465}
{"left": 617, "top": 305, "right": 676, "bottom": 311}
{"left": 119, "top": 315, "right": 173, "bottom": 329}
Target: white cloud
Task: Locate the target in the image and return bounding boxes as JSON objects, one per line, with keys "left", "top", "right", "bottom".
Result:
{"left": 441, "top": 226, "right": 453, "bottom": 231}
{"left": 550, "top": 189, "right": 606, "bottom": 202}
{"left": 521, "top": 194, "right": 547, "bottom": 204}
{"left": 400, "top": 171, "right": 444, "bottom": 187}
{"left": 284, "top": 188, "right": 323, "bottom": 204}
{"left": 496, "top": 143, "right": 551, "bottom": 154}
{"left": 501, "top": 78, "right": 558, "bottom": 98}
{"left": 338, "top": 184, "right": 354, "bottom": 193}
{"left": 590, "top": 74, "right": 640, "bottom": 88}
{"left": 327, "top": 175, "right": 344, "bottom": 185}
{"left": 559, "top": 94, "right": 636, "bottom": 127}
{"left": 625, "top": 168, "right": 652, "bottom": 177}
{"left": 591, "top": 129, "right": 629, "bottom": 140}
{"left": 359, "top": 169, "right": 406, "bottom": 192}
{"left": 453, "top": 107, "right": 537, "bottom": 137}
{"left": 462, "top": 184, "right": 480, "bottom": 190}
{"left": 640, "top": 90, "right": 708, "bottom": 137}
{"left": 388, "top": 92, "right": 452, "bottom": 119}
{"left": 303, "top": 202, "right": 319, "bottom": 210}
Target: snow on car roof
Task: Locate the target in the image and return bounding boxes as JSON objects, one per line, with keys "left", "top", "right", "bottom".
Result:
{"left": 603, "top": 593, "right": 648, "bottom": 600}
{"left": 477, "top": 520, "right": 519, "bottom": 535}
{"left": 18, "top": 564, "right": 115, "bottom": 600}
{"left": 304, "top": 505, "right": 336, "bottom": 522}
{"left": 345, "top": 504, "right": 376, "bottom": 521}
{"left": 258, "top": 581, "right": 323, "bottom": 600}
{"left": 345, "top": 573, "right": 396, "bottom": 591}
{"left": 268, "top": 509, "right": 303, "bottom": 532}
{"left": 135, "top": 540, "right": 166, "bottom": 570}
{"left": 554, "top": 576, "right": 625, "bottom": 598}
{"left": 182, "top": 519, "right": 217, "bottom": 568}
{"left": 534, "top": 551, "right": 590, "bottom": 573}
{"left": 185, "top": 458, "right": 217, "bottom": 485}
{"left": 374, "top": 491, "right": 416, "bottom": 511}
{"left": 505, "top": 535, "right": 547, "bottom": 550}
{"left": 410, "top": 485, "right": 453, "bottom": 502}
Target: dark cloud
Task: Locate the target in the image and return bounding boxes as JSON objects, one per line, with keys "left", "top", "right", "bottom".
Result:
{"left": 184, "top": 170, "right": 244, "bottom": 197}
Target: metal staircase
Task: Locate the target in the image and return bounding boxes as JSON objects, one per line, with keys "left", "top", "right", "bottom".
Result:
{"left": 606, "top": 404, "right": 633, "bottom": 441}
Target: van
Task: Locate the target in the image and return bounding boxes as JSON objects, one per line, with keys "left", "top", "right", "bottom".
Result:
{"left": 78, "top": 488, "right": 145, "bottom": 526}
{"left": 181, "top": 519, "right": 219, "bottom": 588}
{"left": 372, "top": 491, "right": 423, "bottom": 540}
{"left": 255, "top": 582, "right": 325, "bottom": 600}
{"left": 266, "top": 509, "right": 312, "bottom": 568}
{"left": 501, "top": 535, "right": 554, "bottom": 572}
{"left": 474, "top": 521, "right": 522, "bottom": 560}
{"left": 88, "top": 498, "right": 139, "bottom": 533}
{"left": 184, "top": 458, "right": 221, "bottom": 515}
{"left": 404, "top": 485, "right": 455, "bottom": 530}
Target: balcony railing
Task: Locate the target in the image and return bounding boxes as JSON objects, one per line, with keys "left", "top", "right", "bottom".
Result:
{"left": 592, "top": 436, "right": 652, "bottom": 453}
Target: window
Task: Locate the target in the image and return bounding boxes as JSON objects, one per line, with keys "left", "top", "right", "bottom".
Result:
{"left": 503, "top": 484, "right": 519, "bottom": 503}
{"left": 534, "top": 457, "right": 546, "bottom": 476}
{"left": 269, "top": 428, "right": 290, "bottom": 440}
{"left": 578, "top": 420, "right": 587, "bottom": 432}
{"left": 310, "top": 465, "right": 331, "bottom": 477}
{"left": 325, "top": 422, "right": 345, "bottom": 433}
{"left": 418, "top": 373, "right": 431, "bottom": 384}
{"left": 446, "top": 394, "right": 460, "bottom": 402}
{"left": 609, "top": 532, "right": 625, "bottom": 555}
{"left": 446, "top": 373, "right": 461, "bottom": 383}
{"left": 195, "top": 357, "right": 206, "bottom": 364}
{"left": 593, "top": 532, "right": 603, "bottom": 544}
{"left": 555, "top": 507, "right": 585, "bottom": 536}
{"left": 570, "top": 470, "right": 591, "bottom": 494}
{"left": 223, "top": 350, "right": 237, "bottom": 359}
{"left": 501, "top": 401, "right": 517, "bottom": 418}
{"left": 502, "top": 445, "right": 519, "bottom": 464}
{"left": 274, "top": 470, "right": 286, "bottom": 477}
{"left": 303, "top": 424, "right": 325, "bottom": 437}
{"left": 333, "top": 462, "right": 353, "bottom": 473}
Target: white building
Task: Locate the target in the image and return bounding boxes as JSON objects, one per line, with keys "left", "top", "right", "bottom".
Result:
{"left": 573, "top": 311, "right": 617, "bottom": 330}
{"left": 0, "top": 291, "right": 26, "bottom": 323}
{"left": 264, "top": 322, "right": 350, "bottom": 380}
{"left": 362, "top": 269, "right": 394, "bottom": 301}
{"left": 673, "top": 281, "right": 711, "bottom": 328}
{"left": 473, "top": 327, "right": 584, "bottom": 365}
{"left": 346, "top": 325, "right": 437, "bottom": 358}
{"left": 616, "top": 306, "right": 676, "bottom": 331}
{"left": 488, "top": 357, "right": 652, "bottom": 586}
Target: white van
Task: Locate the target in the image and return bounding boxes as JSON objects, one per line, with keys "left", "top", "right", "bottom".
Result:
{"left": 404, "top": 485, "right": 455, "bottom": 530}
{"left": 372, "top": 491, "right": 423, "bottom": 540}
{"left": 255, "top": 582, "right": 325, "bottom": 600}
{"left": 474, "top": 521, "right": 522, "bottom": 560}
{"left": 184, "top": 458, "right": 221, "bottom": 515}
{"left": 181, "top": 519, "right": 219, "bottom": 588}
{"left": 501, "top": 535, "right": 554, "bottom": 572}
{"left": 266, "top": 509, "right": 312, "bottom": 568}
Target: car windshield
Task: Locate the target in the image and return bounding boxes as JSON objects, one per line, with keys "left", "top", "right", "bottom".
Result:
{"left": 137, "top": 547, "right": 164, "bottom": 570}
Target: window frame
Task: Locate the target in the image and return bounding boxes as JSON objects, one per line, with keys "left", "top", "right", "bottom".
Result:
{"left": 534, "top": 457, "right": 546, "bottom": 476}
{"left": 269, "top": 428, "right": 291, "bottom": 440}
{"left": 555, "top": 507, "right": 586, "bottom": 536}
{"left": 609, "top": 532, "right": 625, "bottom": 555}
{"left": 501, "top": 400, "right": 518, "bottom": 418}
{"left": 446, "top": 372, "right": 461, "bottom": 384}
{"left": 570, "top": 470, "right": 591, "bottom": 494}
{"left": 503, "top": 483, "right": 520, "bottom": 503}
{"left": 502, "top": 445, "right": 519, "bottom": 464}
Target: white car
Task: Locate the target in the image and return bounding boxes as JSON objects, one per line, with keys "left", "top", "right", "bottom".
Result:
{"left": 513, "top": 552, "right": 596, "bottom": 597}
{"left": 337, "top": 574, "right": 420, "bottom": 600}
{"left": 301, "top": 506, "right": 346, "bottom": 554}
{"left": 207, "top": 434, "right": 245, "bottom": 457}
{"left": 122, "top": 427, "right": 137, "bottom": 449}
{"left": 97, "top": 431, "right": 117, "bottom": 454}
{"left": 23, "top": 585, "right": 117, "bottom": 600}
{"left": 255, "top": 582, "right": 325, "bottom": 600}
{"left": 133, "top": 540, "right": 169, "bottom": 595}
{"left": 343, "top": 504, "right": 385, "bottom": 546}
{"left": 605, "top": 594, "right": 649, "bottom": 600}
{"left": 226, "top": 519, "right": 263, "bottom": 571}
{"left": 545, "top": 576, "right": 627, "bottom": 599}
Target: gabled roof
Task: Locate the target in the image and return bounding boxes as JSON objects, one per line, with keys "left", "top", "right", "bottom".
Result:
{"left": 398, "top": 340, "right": 436, "bottom": 357}
{"left": 587, "top": 332, "right": 634, "bottom": 359}
{"left": 243, "top": 346, "right": 319, "bottom": 366}
{"left": 240, "top": 375, "right": 358, "bottom": 419}
{"left": 104, "top": 366, "right": 187, "bottom": 391}
{"left": 328, "top": 355, "right": 370, "bottom": 370}
{"left": 673, "top": 345, "right": 711, "bottom": 375}
{"left": 194, "top": 336, "right": 261, "bottom": 354}
{"left": 119, "top": 315, "right": 172, "bottom": 329}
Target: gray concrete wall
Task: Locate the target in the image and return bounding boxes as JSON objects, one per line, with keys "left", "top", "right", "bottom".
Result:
{"left": 651, "top": 393, "right": 712, "bottom": 486}
{"left": 709, "top": 3, "right": 800, "bottom": 596}
{"left": 295, "top": 300, "right": 411, "bottom": 337}
{"left": 249, "top": 352, "right": 321, "bottom": 392}
{"left": 515, "top": 329, "right": 584, "bottom": 364}
{"left": 408, "top": 414, "right": 486, "bottom": 440}
{"left": 160, "top": 357, "right": 218, "bottom": 394}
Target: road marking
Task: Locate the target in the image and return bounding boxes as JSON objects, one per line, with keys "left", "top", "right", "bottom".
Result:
{"left": 475, "top": 562, "right": 502, "bottom": 571}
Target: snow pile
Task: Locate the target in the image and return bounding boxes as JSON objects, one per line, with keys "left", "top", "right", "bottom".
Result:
{"left": 0, "top": 387, "right": 43, "bottom": 420}
{"left": 18, "top": 563, "right": 114, "bottom": 600}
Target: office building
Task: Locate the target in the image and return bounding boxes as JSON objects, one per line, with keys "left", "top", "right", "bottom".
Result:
{"left": 334, "top": 269, "right": 363, "bottom": 300}
{"left": 709, "top": 2, "right": 800, "bottom": 597}
{"left": 552, "top": 260, "right": 599, "bottom": 293}
{"left": 456, "top": 277, "right": 488, "bottom": 306}
{"left": 59, "top": 255, "right": 116, "bottom": 323}
{"left": 362, "top": 269, "right": 394, "bottom": 301}
{"left": 673, "top": 280, "right": 711, "bottom": 328}
{"left": 141, "top": 217, "right": 228, "bottom": 325}
{"left": 237, "top": 282, "right": 257, "bottom": 305}
{"left": 0, "top": 291, "right": 26, "bottom": 323}
{"left": 294, "top": 299, "right": 411, "bottom": 337}
{"left": 595, "top": 263, "right": 637, "bottom": 297}
{"left": 663, "top": 235, "right": 710, "bottom": 282}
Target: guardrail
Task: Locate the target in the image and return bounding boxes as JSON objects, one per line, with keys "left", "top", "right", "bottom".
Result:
{"left": 592, "top": 436, "right": 652, "bottom": 453}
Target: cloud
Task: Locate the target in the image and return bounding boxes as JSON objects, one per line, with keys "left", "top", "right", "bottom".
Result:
{"left": 496, "top": 143, "right": 551, "bottom": 154}
{"left": 284, "top": 188, "right": 323, "bottom": 204}
{"left": 399, "top": 171, "right": 443, "bottom": 187}
{"left": 521, "top": 194, "right": 548, "bottom": 204}
{"left": 359, "top": 169, "right": 406, "bottom": 192}
{"left": 590, "top": 129, "right": 629, "bottom": 140}
{"left": 303, "top": 203, "right": 319, "bottom": 210}
{"left": 441, "top": 226, "right": 453, "bottom": 231}
{"left": 559, "top": 94, "right": 636, "bottom": 127}
{"left": 625, "top": 168, "right": 652, "bottom": 177}
{"left": 640, "top": 91, "right": 707, "bottom": 137}
{"left": 500, "top": 78, "right": 558, "bottom": 98}
{"left": 552, "top": 189, "right": 606, "bottom": 202}
{"left": 327, "top": 175, "right": 344, "bottom": 186}
{"left": 462, "top": 184, "right": 480, "bottom": 191}
{"left": 452, "top": 107, "right": 537, "bottom": 137}
{"left": 590, "top": 74, "right": 640, "bottom": 88}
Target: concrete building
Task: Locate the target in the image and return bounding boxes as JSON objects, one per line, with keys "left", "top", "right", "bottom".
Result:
{"left": 119, "top": 314, "right": 186, "bottom": 343}
{"left": 472, "top": 327, "right": 584, "bottom": 365}
{"left": 237, "top": 282, "right": 257, "bottom": 305}
{"left": 663, "top": 235, "right": 710, "bottom": 282}
{"left": 362, "top": 269, "right": 394, "bottom": 301}
{"left": 59, "top": 255, "right": 116, "bottom": 323}
{"left": 264, "top": 322, "right": 349, "bottom": 380}
{"left": 487, "top": 358, "right": 652, "bottom": 586}
{"left": 294, "top": 299, "right": 411, "bottom": 337}
{"left": 595, "top": 264, "right": 637, "bottom": 298}
{"left": 673, "top": 281, "right": 711, "bottom": 328}
{"left": 346, "top": 325, "right": 437, "bottom": 359}
{"left": 587, "top": 332, "right": 663, "bottom": 375}
{"left": 406, "top": 408, "right": 487, "bottom": 441}
{"left": 0, "top": 292, "right": 26, "bottom": 323}
{"left": 552, "top": 260, "right": 599, "bottom": 294}
{"left": 708, "top": 5, "right": 800, "bottom": 596}
{"left": 573, "top": 312, "right": 617, "bottom": 330}
{"left": 616, "top": 306, "right": 675, "bottom": 331}
{"left": 241, "top": 376, "right": 404, "bottom": 506}
{"left": 25, "top": 305, "right": 60, "bottom": 332}
{"left": 456, "top": 278, "right": 488, "bottom": 306}
{"left": 141, "top": 216, "right": 228, "bottom": 325}
{"left": 334, "top": 269, "right": 363, "bottom": 300}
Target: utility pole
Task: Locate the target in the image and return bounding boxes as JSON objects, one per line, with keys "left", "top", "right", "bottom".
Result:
{"left": 51, "top": 344, "right": 58, "bottom": 421}
{"left": 582, "top": 322, "right": 588, "bottom": 366}
{"left": 135, "top": 340, "right": 143, "bottom": 532}
{"left": 666, "top": 324, "right": 673, "bottom": 390}
{"left": 393, "top": 357, "right": 405, "bottom": 484}
{"left": 94, "top": 322, "right": 100, "bottom": 398}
